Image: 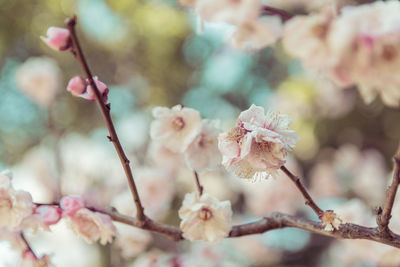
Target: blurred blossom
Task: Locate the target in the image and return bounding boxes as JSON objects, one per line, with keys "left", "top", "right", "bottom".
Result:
{"left": 181, "top": 241, "right": 249, "bottom": 267}
{"left": 129, "top": 250, "right": 175, "bottom": 267}
{"left": 333, "top": 198, "right": 375, "bottom": 226}
{"left": 284, "top": 1, "right": 400, "bottom": 107}
{"left": 229, "top": 16, "right": 282, "bottom": 51}
{"left": 15, "top": 57, "right": 62, "bottom": 108}
{"left": 114, "top": 224, "right": 152, "bottom": 259}
{"left": 112, "top": 167, "right": 174, "bottom": 220}
{"left": 325, "top": 239, "right": 390, "bottom": 266}
{"left": 231, "top": 236, "right": 281, "bottom": 266}
{"left": 184, "top": 119, "right": 222, "bottom": 172}
{"left": 13, "top": 146, "right": 58, "bottom": 203}
{"left": 59, "top": 134, "right": 125, "bottom": 206}
{"left": 116, "top": 112, "right": 150, "bottom": 152}
{"left": 310, "top": 144, "right": 388, "bottom": 207}
{"left": 78, "top": 0, "right": 129, "bottom": 45}
{"left": 239, "top": 156, "right": 303, "bottom": 216}
{"left": 146, "top": 141, "right": 183, "bottom": 173}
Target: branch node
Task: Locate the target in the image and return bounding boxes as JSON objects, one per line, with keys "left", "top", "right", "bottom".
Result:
{"left": 107, "top": 136, "right": 112, "bottom": 142}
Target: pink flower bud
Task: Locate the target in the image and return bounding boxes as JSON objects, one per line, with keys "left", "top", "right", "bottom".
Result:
{"left": 60, "top": 195, "right": 85, "bottom": 217}
{"left": 81, "top": 77, "right": 109, "bottom": 102}
{"left": 35, "top": 206, "right": 62, "bottom": 226}
{"left": 67, "top": 76, "right": 87, "bottom": 96}
{"left": 22, "top": 251, "right": 36, "bottom": 261}
{"left": 41, "top": 27, "right": 72, "bottom": 51}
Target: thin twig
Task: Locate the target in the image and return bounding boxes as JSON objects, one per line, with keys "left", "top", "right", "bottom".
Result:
{"left": 280, "top": 165, "right": 324, "bottom": 217}
{"left": 193, "top": 171, "right": 203, "bottom": 196}
{"left": 20, "top": 232, "right": 38, "bottom": 259}
{"left": 64, "top": 15, "right": 146, "bottom": 222}
{"left": 262, "top": 6, "right": 294, "bottom": 22}
{"left": 377, "top": 145, "right": 400, "bottom": 235}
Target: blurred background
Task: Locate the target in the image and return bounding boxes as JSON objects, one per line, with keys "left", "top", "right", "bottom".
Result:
{"left": 0, "top": 0, "right": 400, "bottom": 266}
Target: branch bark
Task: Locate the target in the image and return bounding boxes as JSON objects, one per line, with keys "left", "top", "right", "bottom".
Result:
{"left": 20, "top": 232, "right": 37, "bottom": 259}
{"left": 377, "top": 145, "right": 400, "bottom": 235}
{"left": 100, "top": 206, "right": 400, "bottom": 248}
{"left": 64, "top": 15, "right": 145, "bottom": 222}
{"left": 262, "top": 6, "right": 294, "bottom": 21}
{"left": 280, "top": 165, "right": 324, "bottom": 217}
{"left": 193, "top": 171, "right": 203, "bottom": 196}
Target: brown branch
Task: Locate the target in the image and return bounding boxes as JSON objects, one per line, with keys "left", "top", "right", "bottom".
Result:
{"left": 20, "top": 232, "right": 38, "bottom": 259}
{"left": 64, "top": 15, "right": 145, "bottom": 222}
{"left": 229, "top": 212, "right": 400, "bottom": 248}
{"left": 280, "top": 165, "right": 324, "bottom": 217}
{"left": 193, "top": 171, "right": 203, "bottom": 196}
{"left": 377, "top": 145, "right": 400, "bottom": 235}
{"left": 262, "top": 6, "right": 294, "bottom": 22}
{"left": 35, "top": 201, "right": 400, "bottom": 248}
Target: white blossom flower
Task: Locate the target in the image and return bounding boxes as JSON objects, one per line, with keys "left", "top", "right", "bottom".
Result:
{"left": 179, "top": 192, "right": 232, "bottom": 243}
{"left": 218, "top": 104, "right": 298, "bottom": 180}
{"left": 68, "top": 208, "right": 116, "bottom": 245}
{"left": 150, "top": 105, "right": 202, "bottom": 153}
{"left": 184, "top": 120, "right": 222, "bottom": 172}
{"left": 0, "top": 171, "right": 34, "bottom": 230}
{"left": 321, "top": 210, "right": 342, "bottom": 231}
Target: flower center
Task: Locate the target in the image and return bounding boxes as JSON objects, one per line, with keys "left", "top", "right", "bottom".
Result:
{"left": 172, "top": 117, "right": 185, "bottom": 131}
{"left": 0, "top": 198, "right": 12, "bottom": 210}
{"left": 382, "top": 44, "right": 397, "bottom": 61}
{"left": 198, "top": 207, "right": 213, "bottom": 221}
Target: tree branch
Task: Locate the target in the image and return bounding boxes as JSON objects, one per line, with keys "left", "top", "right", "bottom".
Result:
{"left": 64, "top": 15, "right": 146, "bottom": 222}
{"left": 261, "top": 6, "right": 294, "bottom": 22}
{"left": 193, "top": 171, "right": 203, "bottom": 196}
{"left": 377, "top": 145, "right": 400, "bottom": 235}
{"left": 280, "top": 165, "right": 324, "bottom": 217}
{"left": 20, "top": 232, "right": 37, "bottom": 259}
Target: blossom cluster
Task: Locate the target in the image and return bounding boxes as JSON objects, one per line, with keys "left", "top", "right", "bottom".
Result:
{"left": 150, "top": 104, "right": 221, "bottom": 172}
{"left": 179, "top": 0, "right": 283, "bottom": 50}
{"left": 0, "top": 170, "right": 116, "bottom": 265}
{"left": 284, "top": 1, "right": 400, "bottom": 107}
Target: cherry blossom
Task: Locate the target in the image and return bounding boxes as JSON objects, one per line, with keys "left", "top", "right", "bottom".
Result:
{"left": 184, "top": 120, "right": 221, "bottom": 172}
{"left": 66, "top": 76, "right": 109, "bottom": 102}
{"left": 0, "top": 171, "right": 34, "bottom": 230}
{"left": 179, "top": 192, "right": 232, "bottom": 243}
{"left": 150, "top": 105, "right": 202, "bottom": 153}
{"left": 60, "top": 195, "right": 85, "bottom": 217}
{"left": 40, "top": 27, "right": 71, "bottom": 51}
{"left": 218, "top": 104, "right": 298, "bottom": 180}
{"left": 68, "top": 208, "right": 116, "bottom": 245}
